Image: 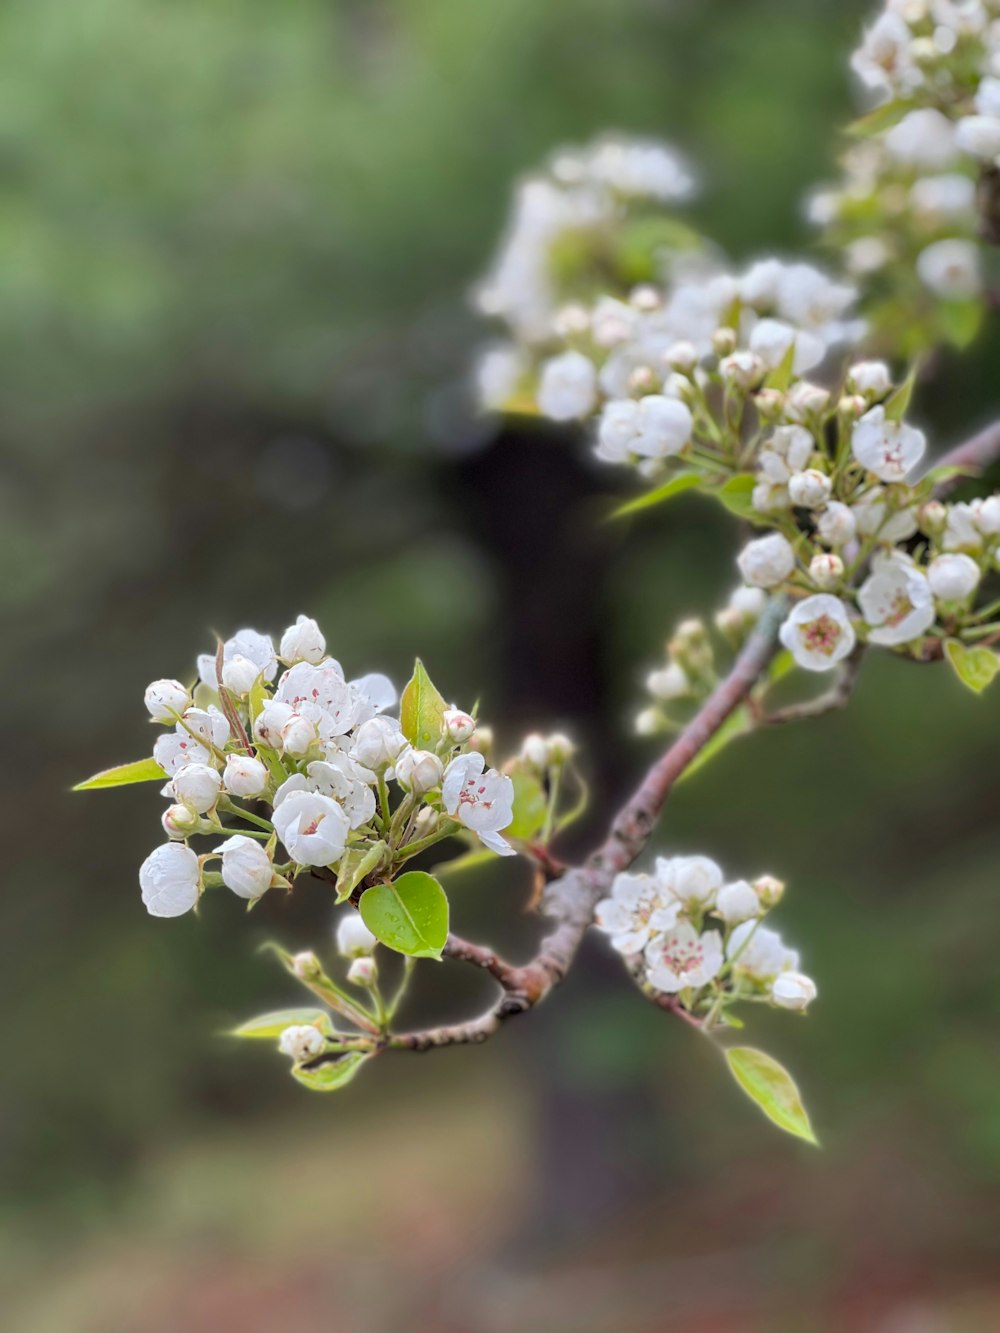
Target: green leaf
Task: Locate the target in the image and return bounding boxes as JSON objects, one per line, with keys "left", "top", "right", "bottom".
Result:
{"left": 677, "top": 706, "right": 753, "bottom": 784}
{"left": 73, "top": 757, "right": 167, "bottom": 791}
{"left": 944, "top": 638, "right": 1000, "bottom": 693}
{"left": 610, "top": 470, "right": 702, "bottom": 520}
{"left": 292, "top": 1052, "right": 370, "bottom": 1092}
{"left": 938, "top": 299, "right": 983, "bottom": 351}
{"left": 883, "top": 363, "right": 918, "bottom": 423}
{"left": 359, "top": 871, "right": 449, "bottom": 959}
{"left": 400, "top": 658, "right": 447, "bottom": 748}
{"left": 335, "top": 840, "right": 387, "bottom": 903}
{"left": 725, "top": 1046, "right": 818, "bottom": 1145}
{"left": 714, "top": 473, "right": 758, "bottom": 519}
{"left": 764, "top": 339, "right": 796, "bottom": 393}
{"left": 231, "top": 1008, "right": 334, "bottom": 1040}
{"left": 248, "top": 673, "right": 269, "bottom": 721}
{"left": 847, "top": 98, "right": 915, "bottom": 138}
{"left": 505, "top": 766, "right": 548, "bottom": 840}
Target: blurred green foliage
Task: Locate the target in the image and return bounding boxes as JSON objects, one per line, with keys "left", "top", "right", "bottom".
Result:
{"left": 4, "top": 1, "right": 1000, "bottom": 1313}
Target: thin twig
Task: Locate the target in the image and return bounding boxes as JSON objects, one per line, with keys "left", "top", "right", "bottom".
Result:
{"left": 759, "top": 644, "right": 866, "bottom": 726}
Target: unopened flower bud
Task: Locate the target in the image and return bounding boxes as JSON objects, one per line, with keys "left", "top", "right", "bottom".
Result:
{"left": 254, "top": 700, "right": 294, "bottom": 749}
{"left": 753, "top": 874, "right": 785, "bottom": 908}
{"left": 221, "top": 654, "right": 259, "bottom": 696}
{"left": 627, "top": 366, "right": 657, "bottom": 395}
{"left": 809, "top": 552, "right": 844, "bottom": 589}
{"left": 664, "top": 340, "right": 698, "bottom": 374}
{"left": 720, "top": 351, "right": 765, "bottom": 390}
{"left": 279, "top": 614, "right": 327, "bottom": 665}
{"left": 162, "top": 803, "right": 200, "bottom": 839}
{"left": 737, "top": 532, "right": 796, "bottom": 589}
{"left": 846, "top": 360, "right": 891, "bottom": 399}
{"left": 546, "top": 733, "right": 575, "bottom": 765}
{"left": 928, "top": 552, "right": 981, "bottom": 601}
{"left": 714, "top": 607, "right": 743, "bottom": 638}
{"left": 145, "top": 678, "right": 192, "bottom": 723}
{"left": 412, "top": 807, "right": 439, "bottom": 839}
{"left": 395, "top": 747, "right": 443, "bottom": 794}
{"left": 442, "top": 708, "right": 476, "bottom": 744}
{"left": 468, "top": 725, "right": 494, "bottom": 755}
{"left": 815, "top": 501, "right": 856, "bottom": 549}
{"left": 352, "top": 715, "right": 406, "bottom": 769}
{"left": 280, "top": 713, "right": 318, "bottom": 757}
{"left": 215, "top": 835, "right": 273, "bottom": 900}
{"left": 520, "top": 732, "right": 550, "bottom": 769}
{"left": 770, "top": 971, "right": 817, "bottom": 1011}
{"left": 553, "top": 302, "right": 591, "bottom": 337}
{"left": 788, "top": 469, "right": 832, "bottom": 509}
{"left": 292, "top": 950, "right": 323, "bottom": 980}
{"left": 223, "top": 754, "right": 269, "bottom": 800}
{"left": 754, "top": 387, "right": 786, "bottom": 417}
{"left": 785, "top": 381, "right": 830, "bottom": 420}
{"left": 837, "top": 394, "right": 868, "bottom": 418}
{"left": 172, "top": 762, "right": 222, "bottom": 814}
{"left": 347, "top": 956, "right": 378, "bottom": 988}
{"left": 716, "top": 879, "right": 761, "bottom": 924}
{"left": 973, "top": 495, "right": 1000, "bottom": 535}
{"left": 646, "top": 663, "right": 689, "bottom": 701}
{"left": 712, "top": 326, "right": 737, "bottom": 357}
{"left": 630, "top": 284, "right": 661, "bottom": 311}
{"left": 336, "top": 912, "right": 377, "bottom": 959}
{"left": 278, "top": 1024, "right": 326, "bottom": 1063}
{"left": 635, "top": 706, "right": 663, "bottom": 736}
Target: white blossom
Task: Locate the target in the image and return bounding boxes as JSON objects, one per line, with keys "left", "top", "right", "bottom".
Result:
{"left": 154, "top": 707, "right": 230, "bottom": 775}
{"left": 727, "top": 921, "right": 799, "bottom": 980}
{"left": 395, "top": 747, "right": 444, "bottom": 795}
{"left": 884, "top": 109, "right": 958, "bottom": 169}
{"left": 955, "top": 113, "right": 1000, "bottom": 159}
{"left": 223, "top": 754, "right": 269, "bottom": 800}
{"left": 253, "top": 700, "right": 294, "bottom": 750}
{"left": 170, "top": 763, "right": 222, "bottom": 814}
{"left": 972, "top": 495, "right": 1000, "bottom": 535}
{"left": 336, "top": 912, "right": 378, "bottom": 959}
{"left": 275, "top": 755, "right": 376, "bottom": 830}
{"left": 770, "top": 971, "right": 818, "bottom": 1010}
{"left": 272, "top": 790, "right": 350, "bottom": 867}
{"left": 215, "top": 835, "right": 273, "bottom": 900}
{"left": 275, "top": 662, "right": 361, "bottom": 740}
{"left": 537, "top": 350, "right": 598, "bottom": 421}
{"left": 645, "top": 922, "right": 724, "bottom": 992}
{"left": 909, "top": 174, "right": 976, "bottom": 221}
{"left": 139, "top": 843, "right": 201, "bottom": 918}
{"left": 809, "top": 553, "right": 844, "bottom": 589}
{"left": 737, "top": 532, "right": 796, "bottom": 589}
{"left": 852, "top": 488, "right": 919, "bottom": 543}
{"left": 748, "top": 318, "right": 825, "bottom": 374}
{"left": 280, "top": 615, "right": 327, "bottom": 665}
{"left": 280, "top": 713, "right": 319, "bottom": 757}
{"left": 715, "top": 879, "right": 761, "bottom": 924}
{"left": 852, "top": 406, "right": 926, "bottom": 482}
{"left": 916, "top": 239, "right": 980, "bottom": 298}
{"left": 928, "top": 551, "right": 981, "bottom": 600}
{"left": 846, "top": 361, "right": 892, "bottom": 399}
{"left": 278, "top": 1024, "right": 325, "bottom": 1063}
{"left": 442, "top": 751, "right": 516, "bottom": 856}
{"left": 594, "top": 872, "right": 679, "bottom": 955}
{"left": 858, "top": 552, "right": 935, "bottom": 646}
{"left": 657, "top": 854, "right": 724, "bottom": 909}
{"left": 221, "top": 654, "right": 260, "bottom": 697}
{"left": 144, "top": 679, "right": 191, "bottom": 723}
{"left": 850, "top": 11, "right": 918, "bottom": 94}
{"left": 595, "top": 394, "right": 693, "bottom": 465}
{"left": 779, "top": 594, "right": 857, "bottom": 671}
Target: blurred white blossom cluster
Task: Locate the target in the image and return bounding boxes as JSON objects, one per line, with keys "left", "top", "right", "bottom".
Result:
{"left": 136, "top": 617, "right": 518, "bottom": 918}
{"left": 810, "top": 0, "right": 1000, "bottom": 352}
{"left": 596, "top": 856, "right": 815, "bottom": 1022}
{"left": 474, "top": 133, "right": 704, "bottom": 409}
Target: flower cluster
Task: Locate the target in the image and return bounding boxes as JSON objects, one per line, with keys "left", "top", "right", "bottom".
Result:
{"left": 474, "top": 133, "right": 704, "bottom": 410}
{"left": 595, "top": 855, "right": 815, "bottom": 1021}
{"left": 810, "top": 0, "right": 1000, "bottom": 353}
{"left": 137, "top": 618, "right": 518, "bottom": 918}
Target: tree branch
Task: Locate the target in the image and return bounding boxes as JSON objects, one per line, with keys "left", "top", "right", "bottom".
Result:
{"left": 386, "top": 596, "right": 789, "bottom": 1053}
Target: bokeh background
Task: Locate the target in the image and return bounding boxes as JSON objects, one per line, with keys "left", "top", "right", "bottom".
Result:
{"left": 4, "top": 1, "right": 1000, "bottom": 1329}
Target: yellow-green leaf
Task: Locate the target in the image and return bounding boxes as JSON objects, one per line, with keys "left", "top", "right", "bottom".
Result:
{"left": 610, "top": 471, "right": 702, "bottom": 520}
{"left": 231, "top": 1008, "right": 334, "bottom": 1040}
{"left": 292, "top": 1052, "right": 370, "bottom": 1092}
{"left": 335, "top": 840, "right": 387, "bottom": 903}
{"left": 944, "top": 638, "right": 1000, "bottom": 693}
{"left": 359, "top": 871, "right": 449, "bottom": 959}
{"left": 725, "top": 1046, "right": 818, "bottom": 1145}
{"left": 715, "top": 473, "right": 757, "bottom": 519}
{"left": 73, "top": 757, "right": 167, "bottom": 791}
{"left": 400, "top": 659, "right": 447, "bottom": 748}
